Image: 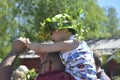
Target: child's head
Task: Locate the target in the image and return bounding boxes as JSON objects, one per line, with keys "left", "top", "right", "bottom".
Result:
{"left": 12, "top": 65, "right": 28, "bottom": 80}
{"left": 12, "top": 70, "right": 26, "bottom": 80}
{"left": 93, "top": 50, "right": 102, "bottom": 68}
{"left": 51, "top": 28, "right": 76, "bottom": 42}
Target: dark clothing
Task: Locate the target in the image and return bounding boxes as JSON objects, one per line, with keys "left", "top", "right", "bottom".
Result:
{"left": 97, "top": 70, "right": 111, "bottom": 80}
{"left": 36, "top": 70, "right": 75, "bottom": 80}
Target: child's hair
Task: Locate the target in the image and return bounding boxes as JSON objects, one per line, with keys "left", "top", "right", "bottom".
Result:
{"left": 67, "top": 28, "right": 76, "bottom": 35}
{"left": 51, "top": 28, "right": 76, "bottom": 36}
{"left": 57, "top": 28, "right": 76, "bottom": 35}
{"left": 93, "top": 50, "right": 102, "bottom": 67}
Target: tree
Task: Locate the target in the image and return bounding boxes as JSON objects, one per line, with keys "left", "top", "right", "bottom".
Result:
{"left": 12, "top": 0, "right": 40, "bottom": 41}
{"left": 35, "top": 0, "right": 108, "bottom": 39}
{"left": 106, "top": 7, "right": 120, "bottom": 37}
{"left": 0, "top": 0, "right": 109, "bottom": 59}
{"left": 0, "top": 0, "right": 18, "bottom": 58}
{"left": 114, "top": 49, "right": 120, "bottom": 64}
{"left": 11, "top": 0, "right": 108, "bottom": 40}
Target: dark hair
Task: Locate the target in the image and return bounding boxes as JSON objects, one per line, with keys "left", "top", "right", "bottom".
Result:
{"left": 67, "top": 28, "right": 76, "bottom": 35}
{"left": 50, "top": 28, "right": 76, "bottom": 35}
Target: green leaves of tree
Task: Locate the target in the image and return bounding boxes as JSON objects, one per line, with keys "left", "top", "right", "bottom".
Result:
{"left": 0, "top": 0, "right": 120, "bottom": 59}
{"left": 114, "top": 49, "right": 120, "bottom": 63}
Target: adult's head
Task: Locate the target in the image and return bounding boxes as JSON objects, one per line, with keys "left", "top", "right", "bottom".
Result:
{"left": 51, "top": 28, "right": 76, "bottom": 42}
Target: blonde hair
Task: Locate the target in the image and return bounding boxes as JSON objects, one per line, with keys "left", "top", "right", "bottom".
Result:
{"left": 12, "top": 70, "right": 26, "bottom": 80}
{"left": 93, "top": 50, "right": 102, "bottom": 67}
{"left": 11, "top": 65, "right": 28, "bottom": 80}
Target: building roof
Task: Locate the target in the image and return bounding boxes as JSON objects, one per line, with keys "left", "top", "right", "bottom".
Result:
{"left": 19, "top": 38, "right": 120, "bottom": 58}
{"left": 19, "top": 50, "right": 40, "bottom": 59}
{"left": 19, "top": 41, "right": 53, "bottom": 59}
{"left": 86, "top": 38, "right": 120, "bottom": 50}
{"left": 106, "top": 55, "right": 115, "bottom": 63}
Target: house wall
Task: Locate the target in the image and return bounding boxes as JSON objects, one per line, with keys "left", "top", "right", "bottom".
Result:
{"left": 19, "top": 57, "right": 41, "bottom": 73}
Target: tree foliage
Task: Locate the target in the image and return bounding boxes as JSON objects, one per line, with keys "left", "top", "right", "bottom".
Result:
{"left": 13, "top": 0, "right": 108, "bottom": 40}
{"left": 114, "top": 49, "right": 120, "bottom": 63}
{"left": 0, "top": 0, "right": 17, "bottom": 58}
{"left": 35, "top": 0, "right": 108, "bottom": 39}
{"left": 0, "top": 0, "right": 120, "bottom": 59}
{"left": 106, "top": 7, "right": 120, "bottom": 37}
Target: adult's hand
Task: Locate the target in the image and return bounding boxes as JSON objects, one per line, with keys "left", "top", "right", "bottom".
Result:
{"left": 12, "top": 37, "right": 30, "bottom": 53}
{"left": 0, "top": 37, "right": 30, "bottom": 80}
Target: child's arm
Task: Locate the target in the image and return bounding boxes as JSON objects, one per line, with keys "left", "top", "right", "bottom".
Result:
{"left": 27, "top": 42, "right": 65, "bottom": 53}
{"left": 27, "top": 40, "right": 76, "bottom": 54}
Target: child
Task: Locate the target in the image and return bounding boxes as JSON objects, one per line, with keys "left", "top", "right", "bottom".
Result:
{"left": 93, "top": 51, "right": 111, "bottom": 80}
{"left": 26, "top": 28, "right": 97, "bottom": 80}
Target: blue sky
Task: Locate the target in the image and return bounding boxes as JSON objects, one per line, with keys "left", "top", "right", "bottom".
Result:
{"left": 97, "top": 0, "right": 120, "bottom": 18}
